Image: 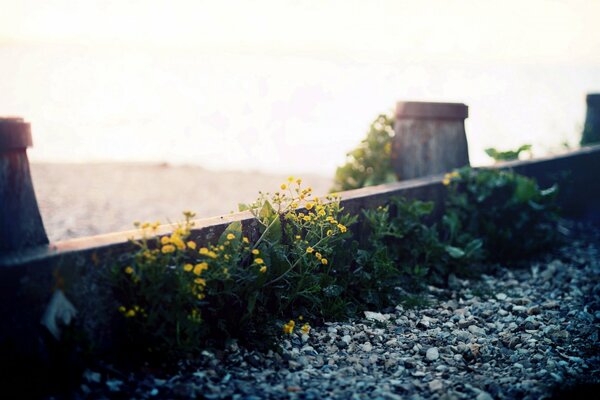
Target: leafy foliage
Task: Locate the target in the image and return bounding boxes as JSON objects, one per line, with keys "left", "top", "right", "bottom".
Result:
{"left": 485, "top": 144, "right": 532, "bottom": 162}
{"left": 110, "top": 179, "right": 356, "bottom": 360}
{"left": 444, "top": 167, "right": 560, "bottom": 260}
{"left": 354, "top": 198, "right": 482, "bottom": 310}
{"left": 332, "top": 113, "right": 397, "bottom": 192}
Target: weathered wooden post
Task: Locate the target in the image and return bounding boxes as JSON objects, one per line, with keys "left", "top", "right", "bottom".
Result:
{"left": 0, "top": 117, "right": 48, "bottom": 252}
{"left": 581, "top": 93, "right": 600, "bottom": 146}
{"left": 391, "top": 101, "right": 470, "bottom": 180}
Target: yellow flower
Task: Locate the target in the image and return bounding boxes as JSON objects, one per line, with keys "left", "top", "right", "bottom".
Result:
{"left": 243, "top": 237, "right": 249, "bottom": 244}
{"left": 326, "top": 230, "right": 333, "bottom": 236}
{"left": 288, "top": 176, "right": 295, "bottom": 182}
{"left": 321, "top": 258, "right": 328, "bottom": 265}
{"left": 254, "top": 258, "right": 264, "bottom": 264}
{"left": 124, "top": 266, "right": 134, "bottom": 274}
{"left": 207, "top": 251, "right": 218, "bottom": 259}
{"left": 306, "top": 247, "right": 314, "bottom": 254}
{"left": 282, "top": 320, "right": 295, "bottom": 334}
{"left": 184, "top": 263, "right": 193, "bottom": 272}
{"left": 161, "top": 244, "right": 175, "bottom": 253}
{"left": 194, "top": 278, "right": 206, "bottom": 286}
{"left": 259, "top": 266, "right": 267, "bottom": 273}
{"left": 295, "top": 235, "right": 302, "bottom": 240}
{"left": 125, "top": 309, "right": 136, "bottom": 318}
{"left": 193, "top": 262, "right": 208, "bottom": 275}
{"left": 301, "top": 323, "right": 311, "bottom": 334}
{"left": 338, "top": 224, "right": 347, "bottom": 233}
{"left": 315, "top": 252, "right": 322, "bottom": 260}
{"left": 199, "top": 247, "right": 209, "bottom": 255}
{"left": 226, "top": 233, "right": 235, "bottom": 240}
{"left": 118, "top": 306, "right": 126, "bottom": 313}
{"left": 280, "top": 183, "right": 288, "bottom": 190}
{"left": 187, "top": 241, "right": 197, "bottom": 250}
{"left": 296, "top": 178, "right": 302, "bottom": 185}
{"left": 298, "top": 315, "right": 303, "bottom": 321}
{"left": 197, "top": 293, "right": 206, "bottom": 300}
{"left": 252, "top": 249, "right": 260, "bottom": 255}
{"left": 305, "top": 202, "right": 314, "bottom": 210}
{"left": 171, "top": 235, "right": 186, "bottom": 250}
{"left": 160, "top": 236, "right": 170, "bottom": 245}
{"left": 303, "top": 215, "right": 311, "bottom": 222}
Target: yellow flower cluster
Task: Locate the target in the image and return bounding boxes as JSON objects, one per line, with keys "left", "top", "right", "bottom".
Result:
{"left": 188, "top": 308, "right": 201, "bottom": 323}
{"left": 300, "top": 323, "right": 311, "bottom": 335}
{"left": 118, "top": 304, "right": 146, "bottom": 318}
{"left": 443, "top": 171, "right": 460, "bottom": 186}
{"left": 283, "top": 319, "right": 295, "bottom": 334}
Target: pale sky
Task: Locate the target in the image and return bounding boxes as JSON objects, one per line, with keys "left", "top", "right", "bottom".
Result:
{"left": 2, "top": 0, "right": 600, "bottom": 66}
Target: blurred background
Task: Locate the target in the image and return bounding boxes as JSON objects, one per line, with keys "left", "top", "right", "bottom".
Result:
{"left": 2, "top": 0, "right": 599, "bottom": 240}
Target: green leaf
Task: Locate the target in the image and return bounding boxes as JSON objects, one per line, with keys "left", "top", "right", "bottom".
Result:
{"left": 540, "top": 184, "right": 558, "bottom": 198}
{"left": 514, "top": 178, "right": 538, "bottom": 202}
{"left": 445, "top": 245, "right": 465, "bottom": 259}
{"left": 259, "top": 200, "right": 276, "bottom": 222}
{"left": 323, "top": 285, "right": 344, "bottom": 297}
{"left": 218, "top": 221, "right": 242, "bottom": 244}
{"left": 238, "top": 203, "right": 250, "bottom": 212}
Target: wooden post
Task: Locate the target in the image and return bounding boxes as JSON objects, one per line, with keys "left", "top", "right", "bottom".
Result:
{"left": 0, "top": 118, "right": 49, "bottom": 252}
{"left": 581, "top": 94, "right": 600, "bottom": 146}
{"left": 391, "top": 101, "right": 470, "bottom": 180}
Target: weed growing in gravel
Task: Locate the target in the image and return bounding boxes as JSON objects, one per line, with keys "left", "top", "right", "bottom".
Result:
{"left": 355, "top": 198, "right": 483, "bottom": 309}
{"left": 444, "top": 167, "right": 560, "bottom": 259}
{"left": 111, "top": 178, "right": 356, "bottom": 360}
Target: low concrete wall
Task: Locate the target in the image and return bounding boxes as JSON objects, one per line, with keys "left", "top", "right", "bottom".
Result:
{"left": 1, "top": 145, "right": 599, "bottom": 363}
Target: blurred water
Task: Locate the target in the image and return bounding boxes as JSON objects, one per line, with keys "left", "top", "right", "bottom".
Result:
{"left": 2, "top": 44, "right": 599, "bottom": 176}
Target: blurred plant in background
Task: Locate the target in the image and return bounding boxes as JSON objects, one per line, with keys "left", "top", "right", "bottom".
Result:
{"left": 332, "top": 113, "right": 397, "bottom": 191}
{"left": 485, "top": 144, "right": 532, "bottom": 162}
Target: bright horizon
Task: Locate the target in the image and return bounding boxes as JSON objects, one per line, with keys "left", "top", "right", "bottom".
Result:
{"left": 2, "top": 0, "right": 600, "bottom": 176}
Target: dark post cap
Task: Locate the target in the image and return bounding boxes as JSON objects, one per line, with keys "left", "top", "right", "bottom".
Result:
{"left": 587, "top": 94, "right": 600, "bottom": 107}
{"left": 396, "top": 101, "right": 468, "bottom": 120}
{"left": 0, "top": 118, "right": 33, "bottom": 150}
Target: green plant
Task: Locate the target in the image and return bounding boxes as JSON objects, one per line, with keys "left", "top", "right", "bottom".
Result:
{"left": 332, "top": 113, "right": 397, "bottom": 191}
{"left": 485, "top": 144, "right": 532, "bottom": 162}
{"left": 241, "top": 178, "right": 357, "bottom": 323}
{"left": 111, "top": 178, "right": 356, "bottom": 360}
{"left": 353, "top": 197, "right": 482, "bottom": 309}
{"left": 444, "top": 167, "right": 560, "bottom": 260}
{"left": 110, "top": 214, "right": 207, "bottom": 359}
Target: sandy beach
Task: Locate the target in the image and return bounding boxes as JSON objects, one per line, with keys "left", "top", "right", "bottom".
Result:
{"left": 30, "top": 163, "right": 333, "bottom": 242}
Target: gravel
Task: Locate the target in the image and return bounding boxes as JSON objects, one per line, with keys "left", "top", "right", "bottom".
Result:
{"left": 73, "top": 222, "right": 600, "bottom": 399}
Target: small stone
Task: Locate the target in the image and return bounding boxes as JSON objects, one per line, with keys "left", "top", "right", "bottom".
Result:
{"left": 468, "top": 325, "right": 485, "bottom": 335}
{"left": 426, "top": 347, "right": 439, "bottom": 361}
{"left": 512, "top": 305, "right": 528, "bottom": 314}
{"left": 417, "top": 318, "right": 430, "bottom": 329}
{"left": 364, "top": 311, "right": 389, "bottom": 323}
{"left": 476, "top": 391, "right": 494, "bottom": 400}
{"left": 496, "top": 293, "right": 507, "bottom": 301}
{"left": 542, "top": 300, "right": 559, "bottom": 309}
{"left": 527, "top": 306, "right": 542, "bottom": 315}
{"left": 361, "top": 342, "right": 373, "bottom": 352}
{"left": 429, "top": 379, "right": 443, "bottom": 391}
{"left": 336, "top": 340, "right": 348, "bottom": 349}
